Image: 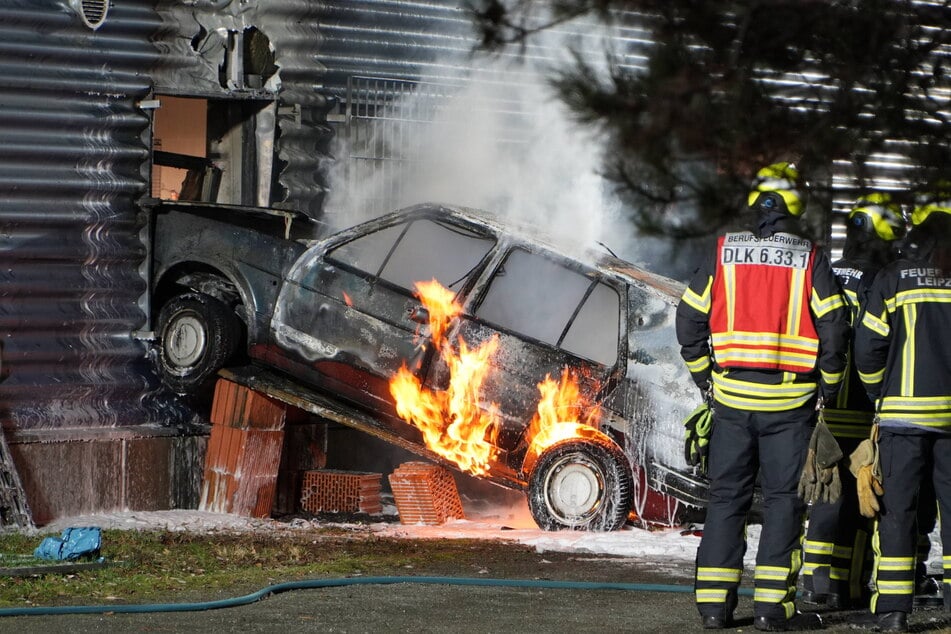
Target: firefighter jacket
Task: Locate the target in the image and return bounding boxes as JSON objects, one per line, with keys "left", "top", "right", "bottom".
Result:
{"left": 855, "top": 257, "right": 951, "bottom": 431}
{"left": 823, "top": 256, "right": 881, "bottom": 438}
{"left": 677, "top": 230, "right": 850, "bottom": 412}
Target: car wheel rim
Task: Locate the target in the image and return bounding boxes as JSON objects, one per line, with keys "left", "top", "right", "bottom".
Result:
{"left": 543, "top": 454, "right": 604, "bottom": 523}
{"left": 165, "top": 313, "right": 206, "bottom": 368}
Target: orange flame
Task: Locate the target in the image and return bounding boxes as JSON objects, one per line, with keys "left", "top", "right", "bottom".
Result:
{"left": 342, "top": 291, "right": 353, "bottom": 307}
{"left": 527, "top": 370, "right": 602, "bottom": 456}
{"left": 390, "top": 280, "right": 499, "bottom": 475}
{"left": 389, "top": 279, "right": 601, "bottom": 477}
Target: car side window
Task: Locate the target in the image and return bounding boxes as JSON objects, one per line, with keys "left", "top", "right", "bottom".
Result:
{"left": 560, "top": 281, "right": 620, "bottom": 366}
{"left": 328, "top": 218, "right": 495, "bottom": 292}
{"left": 475, "top": 248, "right": 620, "bottom": 366}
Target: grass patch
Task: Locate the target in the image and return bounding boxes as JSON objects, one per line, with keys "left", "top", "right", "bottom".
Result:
{"left": 0, "top": 527, "right": 557, "bottom": 608}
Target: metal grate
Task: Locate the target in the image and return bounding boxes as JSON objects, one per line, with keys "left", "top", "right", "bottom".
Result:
{"left": 75, "top": 0, "right": 109, "bottom": 30}
{"left": 343, "top": 75, "right": 533, "bottom": 217}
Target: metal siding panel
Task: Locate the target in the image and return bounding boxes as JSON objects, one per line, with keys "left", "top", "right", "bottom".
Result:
{"left": 0, "top": 1, "right": 177, "bottom": 430}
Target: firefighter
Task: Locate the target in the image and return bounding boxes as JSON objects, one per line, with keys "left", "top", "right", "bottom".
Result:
{"left": 676, "top": 162, "right": 850, "bottom": 631}
{"left": 801, "top": 193, "right": 905, "bottom": 609}
{"left": 851, "top": 193, "right": 951, "bottom": 632}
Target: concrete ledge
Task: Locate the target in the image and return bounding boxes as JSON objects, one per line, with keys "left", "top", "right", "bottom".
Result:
{"left": 7, "top": 426, "right": 208, "bottom": 526}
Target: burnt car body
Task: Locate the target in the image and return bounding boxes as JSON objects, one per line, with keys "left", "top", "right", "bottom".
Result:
{"left": 149, "top": 201, "right": 707, "bottom": 530}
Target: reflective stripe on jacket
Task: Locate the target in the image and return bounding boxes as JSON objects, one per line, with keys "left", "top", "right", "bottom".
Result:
{"left": 823, "top": 259, "right": 877, "bottom": 438}
{"left": 855, "top": 261, "right": 951, "bottom": 431}
{"left": 677, "top": 230, "right": 849, "bottom": 412}
{"left": 710, "top": 232, "right": 820, "bottom": 373}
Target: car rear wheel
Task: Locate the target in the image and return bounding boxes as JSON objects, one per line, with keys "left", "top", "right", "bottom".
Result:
{"left": 528, "top": 438, "right": 633, "bottom": 531}
{"left": 156, "top": 292, "right": 239, "bottom": 394}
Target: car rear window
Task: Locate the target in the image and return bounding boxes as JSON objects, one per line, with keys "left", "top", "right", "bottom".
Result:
{"left": 328, "top": 217, "right": 496, "bottom": 292}
{"left": 474, "top": 248, "right": 620, "bottom": 366}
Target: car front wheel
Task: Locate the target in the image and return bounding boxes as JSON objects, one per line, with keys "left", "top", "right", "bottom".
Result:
{"left": 528, "top": 438, "right": 633, "bottom": 531}
{"left": 155, "top": 292, "right": 239, "bottom": 394}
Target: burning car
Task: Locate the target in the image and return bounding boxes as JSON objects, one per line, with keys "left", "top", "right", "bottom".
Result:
{"left": 150, "top": 201, "right": 706, "bottom": 530}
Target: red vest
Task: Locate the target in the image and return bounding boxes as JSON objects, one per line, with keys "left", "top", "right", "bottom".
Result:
{"left": 710, "top": 231, "right": 819, "bottom": 373}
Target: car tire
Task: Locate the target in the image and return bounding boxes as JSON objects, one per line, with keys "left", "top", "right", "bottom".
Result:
{"left": 155, "top": 292, "right": 239, "bottom": 394}
{"left": 528, "top": 438, "right": 633, "bottom": 531}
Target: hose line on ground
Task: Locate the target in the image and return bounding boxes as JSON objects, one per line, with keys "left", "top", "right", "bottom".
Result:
{"left": 0, "top": 575, "right": 755, "bottom": 617}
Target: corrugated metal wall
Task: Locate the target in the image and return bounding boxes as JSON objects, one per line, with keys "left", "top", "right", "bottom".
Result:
{"left": 0, "top": 0, "right": 170, "bottom": 430}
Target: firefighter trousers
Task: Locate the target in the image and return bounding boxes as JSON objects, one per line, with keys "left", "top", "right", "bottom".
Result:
{"left": 802, "top": 436, "right": 871, "bottom": 605}
{"left": 872, "top": 429, "right": 951, "bottom": 615}
{"left": 695, "top": 402, "right": 813, "bottom": 621}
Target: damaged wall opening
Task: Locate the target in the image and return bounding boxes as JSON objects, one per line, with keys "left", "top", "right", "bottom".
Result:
{"left": 151, "top": 95, "right": 277, "bottom": 207}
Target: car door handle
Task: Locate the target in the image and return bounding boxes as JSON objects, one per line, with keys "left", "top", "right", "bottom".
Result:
{"left": 408, "top": 306, "right": 430, "bottom": 325}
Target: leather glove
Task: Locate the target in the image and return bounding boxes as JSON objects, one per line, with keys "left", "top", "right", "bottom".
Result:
{"left": 798, "top": 419, "right": 843, "bottom": 504}
{"left": 683, "top": 403, "right": 713, "bottom": 475}
{"left": 850, "top": 424, "right": 884, "bottom": 518}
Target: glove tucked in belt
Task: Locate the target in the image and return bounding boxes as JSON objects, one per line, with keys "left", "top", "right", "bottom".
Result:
{"left": 850, "top": 423, "right": 883, "bottom": 518}
{"left": 798, "top": 415, "right": 843, "bottom": 504}
{"left": 683, "top": 402, "right": 713, "bottom": 475}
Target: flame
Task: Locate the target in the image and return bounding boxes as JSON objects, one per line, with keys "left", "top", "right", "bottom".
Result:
{"left": 390, "top": 280, "right": 499, "bottom": 475}
{"left": 527, "top": 370, "right": 601, "bottom": 456}
{"left": 389, "top": 279, "right": 600, "bottom": 477}
{"left": 342, "top": 291, "right": 353, "bottom": 307}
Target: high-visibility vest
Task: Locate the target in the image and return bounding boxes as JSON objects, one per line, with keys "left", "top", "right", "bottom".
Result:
{"left": 709, "top": 231, "right": 820, "bottom": 374}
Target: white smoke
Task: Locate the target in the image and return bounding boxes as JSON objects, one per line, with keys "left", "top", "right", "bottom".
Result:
{"left": 321, "top": 35, "right": 634, "bottom": 265}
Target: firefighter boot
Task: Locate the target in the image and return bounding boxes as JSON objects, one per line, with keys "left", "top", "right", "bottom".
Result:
{"left": 753, "top": 611, "right": 823, "bottom": 631}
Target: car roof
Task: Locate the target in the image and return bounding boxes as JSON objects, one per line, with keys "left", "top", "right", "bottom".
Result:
{"left": 393, "top": 203, "right": 686, "bottom": 301}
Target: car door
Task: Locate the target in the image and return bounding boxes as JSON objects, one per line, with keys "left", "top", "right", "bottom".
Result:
{"left": 437, "top": 246, "right": 625, "bottom": 467}
{"left": 269, "top": 211, "right": 497, "bottom": 415}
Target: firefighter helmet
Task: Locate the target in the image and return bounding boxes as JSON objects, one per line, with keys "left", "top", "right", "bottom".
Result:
{"left": 911, "top": 185, "right": 951, "bottom": 227}
{"left": 747, "top": 162, "right": 803, "bottom": 216}
{"left": 848, "top": 192, "right": 905, "bottom": 242}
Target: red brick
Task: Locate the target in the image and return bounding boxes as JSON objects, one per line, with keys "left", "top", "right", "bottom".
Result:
{"left": 388, "top": 462, "right": 464, "bottom": 525}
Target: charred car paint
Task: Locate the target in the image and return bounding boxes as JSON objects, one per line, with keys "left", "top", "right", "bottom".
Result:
{"left": 149, "top": 200, "right": 707, "bottom": 530}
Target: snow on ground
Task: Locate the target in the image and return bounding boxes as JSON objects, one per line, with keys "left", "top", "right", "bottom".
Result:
{"left": 38, "top": 497, "right": 763, "bottom": 571}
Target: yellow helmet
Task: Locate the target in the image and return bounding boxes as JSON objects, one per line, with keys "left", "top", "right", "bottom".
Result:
{"left": 911, "top": 185, "right": 951, "bottom": 227}
{"left": 848, "top": 192, "right": 905, "bottom": 241}
{"left": 747, "top": 162, "right": 803, "bottom": 216}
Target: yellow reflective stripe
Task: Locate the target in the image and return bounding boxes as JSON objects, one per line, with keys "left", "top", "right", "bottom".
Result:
{"left": 712, "top": 331, "right": 820, "bottom": 351}
{"left": 801, "top": 562, "right": 820, "bottom": 574}
{"left": 901, "top": 304, "right": 916, "bottom": 397}
{"left": 787, "top": 267, "right": 805, "bottom": 334}
{"left": 859, "top": 368, "right": 885, "bottom": 384}
{"left": 877, "top": 580, "right": 915, "bottom": 594}
{"left": 877, "top": 556, "right": 914, "bottom": 571}
{"left": 754, "top": 565, "right": 791, "bottom": 581}
{"left": 754, "top": 588, "right": 788, "bottom": 603}
{"left": 803, "top": 540, "right": 834, "bottom": 556}
{"left": 696, "top": 567, "right": 743, "bottom": 583}
{"left": 714, "top": 373, "right": 816, "bottom": 397}
{"left": 893, "top": 288, "right": 951, "bottom": 306}
{"left": 843, "top": 288, "right": 859, "bottom": 311}
{"left": 681, "top": 277, "right": 712, "bottom": 314}
{"left": 832, "top": 544, "right": 854, "bottom": 559}
{"left": 696, "top": 588, "right": 729, "bottom": 603}
{"left": 724, "top": 263, "right": 736, "bottom": 332}
{"left": 861, "top": 310, "right": 890, "bottom": 337}
{"left": 830, "top": 566, "right": 850, "bottom": 581}
{"left": 880, "top": 396, "right": 951, "bottom": 410}
{"left": 821, "top": 368, "right": 844, "bottom": 385}
{"left": 812, "top": 288, "right": 846, "bottom": 318}
{"left": 685, "top": 356, "right": 711, "bottom": 372}
{"left": 713, "top": 388, "right": 814, "bottom": 411}
{"left": 713, "top": 349, "right": 817, "bottom": 369}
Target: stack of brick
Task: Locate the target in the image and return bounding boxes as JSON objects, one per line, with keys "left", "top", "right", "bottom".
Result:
{"left": 388, "top": 462, "right": 465, "bottom": 525}
{"left": 200, "top": 378, "right": 287, "bottom": 518}
{"left": 299, "top": 469, "right": 382, "bottom": 515}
